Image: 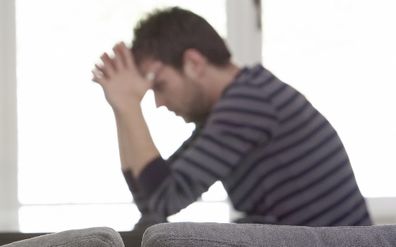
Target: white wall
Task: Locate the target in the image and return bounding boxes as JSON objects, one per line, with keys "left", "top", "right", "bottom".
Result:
{"left": 0, "top": 0, "right": 19, "bottom": 231}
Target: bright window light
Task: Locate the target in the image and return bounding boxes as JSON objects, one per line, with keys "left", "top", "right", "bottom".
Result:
{"left": 262, "top": 0, "right": 396, "bottom": 197}
{"left": 16, "top": 0, "right": 226, "bottom": 207}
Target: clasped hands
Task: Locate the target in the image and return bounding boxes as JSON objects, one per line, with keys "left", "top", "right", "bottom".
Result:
{"left": 92, "top": 42, "right": 151, "bottom": 112}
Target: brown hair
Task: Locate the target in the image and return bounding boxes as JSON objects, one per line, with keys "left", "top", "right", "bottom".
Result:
{"left": 132, "top": 7, "right": 231, "bottom": 70}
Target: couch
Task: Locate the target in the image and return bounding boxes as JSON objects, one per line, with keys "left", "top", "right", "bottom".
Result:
{"left": 0, "top": 227, "right": 124, "bottom": 247}
{"left": 141, "top": 222, "right": 396, "bottom": 247}
{"left": 2, "top": 223, "right": 396, "bottom": 247}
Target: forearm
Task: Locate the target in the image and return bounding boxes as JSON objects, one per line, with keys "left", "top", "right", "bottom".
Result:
{"left": 114, "top": 103, "right": 160, "bottom": 177}
{"left": 92, "top": 43, "right": 159, "bottom": 177}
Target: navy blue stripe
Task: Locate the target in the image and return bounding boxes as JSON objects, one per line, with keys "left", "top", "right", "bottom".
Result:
{"left": 250, "top": 65, "right": 266, "bottom": 78}
{"left": 225, "top": 91, "right": 270, "bottom": 104}
{"left": 238, "top": 132, "right": 338, "bottom": 210}
{"left": 201, "top": 132, "right": 244, "bottom": 156}
{"left": 328, "top": 198, "right": 365, "bottom": 226}
{"left": 245, "top": 72, "right": 276, "bottom": 87}
{"left": 213, "top": 119, "right": 272, "bottom": 137}
{"left": 232, "top": 74, "right": 277, "bottom": 88}
{"left": 167, "top": 129, "right": 201, "bottom": 164}
{"left": 220, "top": 130, "right": 259, "bottom": 146}
{"left": 253, "top": 144, "right": 343, "bottom": 213}
{"left": 235, "top": 65, "right": 261, "bottom": 82}
{"left": 278, "top": 172, "right": 354, "bottom": 220}
{"left": 280, "top": 101, "right": 310, "bottom": 124}
{"left": 267, "top": 120, "right": 330, "bottom": 156}
{"left": 234, "top": 67, "right": 249, "bottom": 79}
{"left": 175, "top": 169, "right": 209, "bottom": 199}
{"left": 352, "top": 210, "right": 371, "bottom": 226}
{"left": 235, "top": 132, "right": 338, "bottom": 210}
{"left": 257, "top": 74, "right": 277, "bottom": 88}
{"left": 229, "top": 119, "right": 330, "bottom": 194}
{"left": 276, "top": 110, "right": 319, "bottom": 140}
{"left": 300, "top": 186, "right": 359, "bottom": 225}
{"left": 174, "top": 170, "right": 197, "bottom": 196}
{"left": 195, "top": 144, "right": 233, "bottom": 168}
{"left": 268, "top": 83, "right": 287, "bottom": 100}
{"left": 181, "top": 156, "right": 221, "bottom": 179}
{"left": 214, "top": 106, "right": 277, "bottom": 121}
{"left": 276, "top": 91, "right": 300, "bottom": 110}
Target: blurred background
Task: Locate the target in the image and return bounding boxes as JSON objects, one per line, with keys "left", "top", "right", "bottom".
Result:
{"left": 1, "top": 0, "right": 395, "bottom": 233}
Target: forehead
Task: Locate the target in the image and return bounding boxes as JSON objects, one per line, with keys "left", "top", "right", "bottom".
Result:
{"left": 138, "top": 58, "right": 162, "bottom": 78}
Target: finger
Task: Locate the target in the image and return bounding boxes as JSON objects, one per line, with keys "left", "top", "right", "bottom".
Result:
{"left": 95, "top": 63, "right": 103, "bottom": 71}
{"left": 112, "top": 43, "right": 124, "bottom": 71}
{"left": 100, "top": 52, "right": 115, "bottom": 78}
{"left": 120, "top": 42, "right": 135, "bottom": 69}
{"left": 94, "top": 64, "right": 107, "bottom": 79}
{"left": 91, "top": 69, "right": 105, "bottom": 84}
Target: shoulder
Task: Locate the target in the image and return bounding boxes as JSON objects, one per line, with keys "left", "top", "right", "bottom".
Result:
{"left": 233, "top": 64, "right": 278, "bottom": 87}
{"left": 214, "top": 65, "right": 283, "bottom": 110}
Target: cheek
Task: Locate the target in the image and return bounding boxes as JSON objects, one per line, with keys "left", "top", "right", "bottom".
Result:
{"left": 171, "top": 82, "right": 189, "bottom": 103}
{"left": 161, "top": 86, "right": 183, "bottom": 108}
{"left": 164, "top": 77, "right": 192, "bottom": 108}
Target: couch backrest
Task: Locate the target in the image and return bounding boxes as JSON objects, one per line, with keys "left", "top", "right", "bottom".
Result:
{"left": 142, "top": 222, "right": 396, "bottom": 247}
{"left": 1, "top": 227, "right": 124, "bottom": 247}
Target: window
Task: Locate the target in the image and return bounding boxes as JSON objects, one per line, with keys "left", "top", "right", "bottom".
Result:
{"left": 16, "top": 0, "right": 227, "bottom": 232}
{"left": 261, "top": 0, "right": 396, "bottom": 197}
{"left": 6, "top": 0, "right": 395, "bottom": 232}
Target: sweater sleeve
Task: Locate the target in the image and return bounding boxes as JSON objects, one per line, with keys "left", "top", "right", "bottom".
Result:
{"left": 123, "top": 168, "right": 150, "bottom": 214}
{"left": 122, "top": 127, "right": 200, "bottom": 214}
{"left": 135, "top": 84, "right": 279, "bottom": 217}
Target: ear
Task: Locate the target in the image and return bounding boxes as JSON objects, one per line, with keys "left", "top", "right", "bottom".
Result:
{"left": 182, "top": 49, "right": 207, "bottom": 79}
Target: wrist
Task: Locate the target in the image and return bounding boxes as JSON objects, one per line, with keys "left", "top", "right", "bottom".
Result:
{"left": 111, "top": 99, "right": 142, "bottom": 116}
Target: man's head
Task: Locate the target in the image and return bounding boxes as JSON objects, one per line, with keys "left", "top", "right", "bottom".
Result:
{"left": 132, "top": 7, "right": 231, "bottom": 70}
{"left": 131, "top": 7, "right": 234, "bottom": 123}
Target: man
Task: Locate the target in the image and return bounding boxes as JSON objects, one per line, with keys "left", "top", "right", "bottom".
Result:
{"left": 92, "top": 7, "right": 372, "bottom": 227}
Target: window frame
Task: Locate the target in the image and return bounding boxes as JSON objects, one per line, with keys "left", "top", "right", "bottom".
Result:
{"left": 0, "top": 0, "right": 19, "bottom": 231}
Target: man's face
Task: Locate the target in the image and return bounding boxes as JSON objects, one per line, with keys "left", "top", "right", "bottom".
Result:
{"left": 139, "top": 59, "right": 210, "bottom": 123}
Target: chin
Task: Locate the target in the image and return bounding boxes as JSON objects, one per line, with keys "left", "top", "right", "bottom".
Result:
{"left": 178, "top": 110, "right": 206, "bottom": 124}
{"left": 182, "top": 116, "right": 193, "bottom": 123}
{"left": 183, "top": 114, "right": 206, "bottom": 124}
{"left": 179, "top": 114, "right": 195, "bottom": 123}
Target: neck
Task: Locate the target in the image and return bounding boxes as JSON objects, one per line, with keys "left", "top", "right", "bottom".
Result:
{"left": 205, "top": 63, "right": 240, "bottom": 106}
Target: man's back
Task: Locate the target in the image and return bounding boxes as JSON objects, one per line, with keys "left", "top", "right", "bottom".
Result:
{"left": 210, "top": 65, "right": 372, "bottom": 226}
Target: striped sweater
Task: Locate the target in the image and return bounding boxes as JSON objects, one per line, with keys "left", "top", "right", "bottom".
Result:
{"left": 124, "top": 64, "right": 372, "bottom": 226}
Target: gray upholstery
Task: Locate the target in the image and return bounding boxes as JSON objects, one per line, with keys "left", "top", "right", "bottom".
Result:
{"left": 1, "top": 227, "right": 124, "bottom": 247}
{"left": 142, "top": 222, "right": 396, "bottom": 247}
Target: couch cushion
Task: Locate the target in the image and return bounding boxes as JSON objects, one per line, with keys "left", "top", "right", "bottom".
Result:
{"left": 142, "top": 222, "right": 396, "bottom": 247}
{"left": 1, "top": 227, "right": 124, "bottom": 247}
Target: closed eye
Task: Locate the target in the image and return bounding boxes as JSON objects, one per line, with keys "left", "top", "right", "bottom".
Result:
{"left": 153, "top": 80, "right": 166, "bottom": 92}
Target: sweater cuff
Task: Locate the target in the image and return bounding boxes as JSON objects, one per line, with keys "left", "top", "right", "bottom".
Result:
{"left": 123, "top": 169, "right": 140, "bottom": 193}
{"left": 138, "top": 156, "right": 171, "bottom": 196}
